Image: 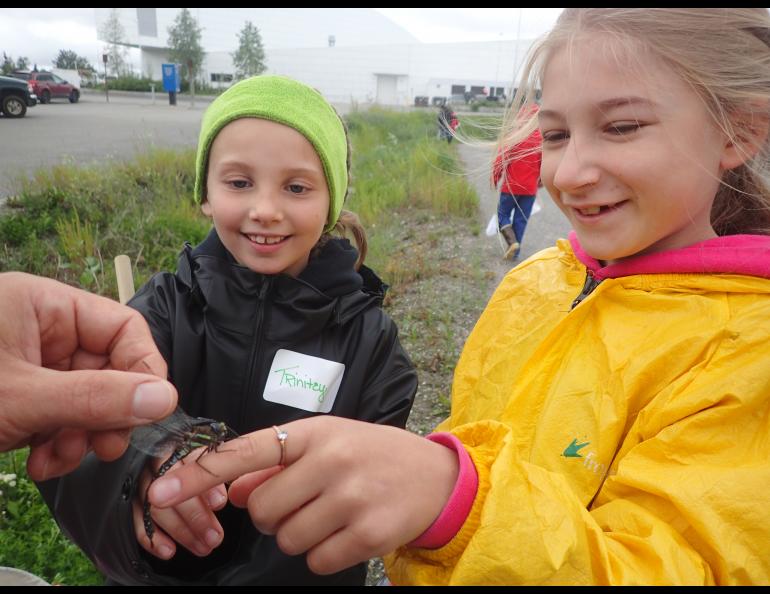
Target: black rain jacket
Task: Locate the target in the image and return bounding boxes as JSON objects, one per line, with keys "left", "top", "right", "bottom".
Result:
{"left": 38, "top": 229, "right": 418, "bottom": 586}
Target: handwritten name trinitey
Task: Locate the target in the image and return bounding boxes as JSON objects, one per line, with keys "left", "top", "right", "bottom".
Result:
{"left": 273, "top": 366, "right": 329, "bottom": 402}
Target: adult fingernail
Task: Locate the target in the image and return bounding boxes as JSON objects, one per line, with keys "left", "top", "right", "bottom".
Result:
{"left": 157, "top": 545, "right": 174, "bottom": 559}
{"left": 149, "top": 476, "right": 180, "bottom": 506}
{"left": 133, "top": 382, "right": 174, "bottom": 420}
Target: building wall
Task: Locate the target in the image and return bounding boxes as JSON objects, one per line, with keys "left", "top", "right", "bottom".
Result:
{"left": 97, "top": 9, "right": 536, "bottom": 105}
{"left": 136, "top": 38, "right": 534, "bottom": 105}
{"left": 256, "top": 39, "right": 532, "bottom": 105}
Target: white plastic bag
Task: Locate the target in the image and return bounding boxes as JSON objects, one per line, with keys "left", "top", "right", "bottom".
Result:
{"left": 531, "top": 199, "right": 542, "bottom": 216}
{"left": 485, "top": 213, "right": 498, "bottom": 237}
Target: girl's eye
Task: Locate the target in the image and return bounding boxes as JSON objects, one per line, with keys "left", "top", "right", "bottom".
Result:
{"left": 228, "top": 179, "right": 250, "bottom": 189}
{"left": 287, "top": 184, "right": 307, "bottom": 194}
{"left": 542, "top": 130, "right": 569, "bottom": 144}
{"left": 606, "top": 122, "right": 641, "bottom": 135}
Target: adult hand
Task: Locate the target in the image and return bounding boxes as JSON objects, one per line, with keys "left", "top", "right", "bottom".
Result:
{"left": 148, "top": 416, "right": 458, "bottom": 575}
{"left": 0, "top": 272, "right": 177, "bottom": 480}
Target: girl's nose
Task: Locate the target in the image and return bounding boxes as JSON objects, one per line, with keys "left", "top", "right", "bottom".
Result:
{"left": 552, "top": 138, "right": 600, "bottom": 194}
{"left": 248, "top": 191, "right": 283, "bottom": 223}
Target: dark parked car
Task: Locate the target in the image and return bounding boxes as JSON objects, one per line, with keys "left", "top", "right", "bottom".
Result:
{"left": 0, "top": 75, "right": 37, "bottom": 118}
{"left": 11, "top": 70, "right": 79, "bottom": 104}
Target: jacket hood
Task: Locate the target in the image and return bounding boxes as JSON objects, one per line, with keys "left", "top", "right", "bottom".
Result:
{"left": 569, "top": 231, "right": 770, "bottom": 281}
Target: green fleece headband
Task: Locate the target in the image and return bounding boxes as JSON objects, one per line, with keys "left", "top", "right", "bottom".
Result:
{"left": 194, "top": 75, "right": 348, "bottom": 231}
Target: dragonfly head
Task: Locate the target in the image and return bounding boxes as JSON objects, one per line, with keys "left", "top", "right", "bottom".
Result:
{"left": 210, "top": 421, "right": 238, "bottom": 440}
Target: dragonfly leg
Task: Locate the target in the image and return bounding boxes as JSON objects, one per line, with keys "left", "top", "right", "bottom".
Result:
{"left": 192, "top": 446, "right": 220, "bottom": 477}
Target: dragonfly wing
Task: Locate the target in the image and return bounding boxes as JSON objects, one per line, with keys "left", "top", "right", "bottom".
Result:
{"left": 130, "top": 407, "right": 196, "bottom": 457}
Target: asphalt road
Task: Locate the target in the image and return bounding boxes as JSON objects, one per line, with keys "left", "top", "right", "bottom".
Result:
{"left": 0, "top": 89, "right": 364, "bottom": 201}
{"left": 0, "top": 90, "right": 210, "bottom": 199}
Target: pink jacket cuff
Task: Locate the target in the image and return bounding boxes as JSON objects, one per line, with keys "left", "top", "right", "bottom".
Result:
{"left": 408, "top": 432, "right": 479, "bottom": 549}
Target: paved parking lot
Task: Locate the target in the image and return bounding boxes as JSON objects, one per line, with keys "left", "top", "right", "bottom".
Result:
{"left": 0, "top": 90, "right": 362, "bottom": 200}
{"left": 0, "top": 90, "right": 210, "bottom": 198}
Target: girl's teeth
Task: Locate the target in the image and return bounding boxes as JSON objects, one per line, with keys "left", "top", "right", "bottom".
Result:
{"left": 580, "top": 206, "right": 602, "bottom": 215}
{"left": 250, "top": 235, "right": 284, "bottom": 245}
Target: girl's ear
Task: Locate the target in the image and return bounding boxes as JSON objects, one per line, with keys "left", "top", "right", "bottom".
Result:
{"left": 201, "top": 200, "right": 212, "bottom": 217}
{"left": 721, "top": 103, "right": 770, "bottom": 170}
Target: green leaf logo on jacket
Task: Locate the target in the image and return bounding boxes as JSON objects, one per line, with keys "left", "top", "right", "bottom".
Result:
{"left": 562, "top": 438, "right": 590, "bottom": 458}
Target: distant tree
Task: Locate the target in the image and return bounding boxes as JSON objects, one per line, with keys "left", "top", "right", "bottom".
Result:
{"left": 54, "top": 49, "right": 94, "bottom": 72}
{"left": 232, "top": 21, "right": 267, "bottom": 80}
{"left": 99, "top": 7, "right": 128, "bottom": 76}
{"left": 1, "top": 52, "right": 14, "bottom": 75}
{"left": 2, "top": 54, "right": 30, "bottom": 74}
{"left": 167, "top": 8, "right": 205, "bottom": 99}
{"left": 54, "top": 49, "right": 78, "bottom": 69}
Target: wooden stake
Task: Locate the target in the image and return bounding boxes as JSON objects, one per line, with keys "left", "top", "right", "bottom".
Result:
{"left": 114, "top": 254, "right": 135, "bottom": 305}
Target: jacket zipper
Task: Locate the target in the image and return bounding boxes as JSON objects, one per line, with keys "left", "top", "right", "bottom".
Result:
{"left": 571, "top": 270, "right": 601, "bottom": 309}
{"left": 241, "top": 278, "right": 272, "bottom": 422}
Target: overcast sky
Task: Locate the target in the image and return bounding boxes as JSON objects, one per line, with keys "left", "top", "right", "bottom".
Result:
{"left": 0, "top": 8, "right": 564, "bottom": 70}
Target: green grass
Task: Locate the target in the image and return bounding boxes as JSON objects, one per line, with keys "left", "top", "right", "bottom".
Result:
{"left": 0, "top": 107, "right": 479, "bottom": 583}
{"left": 456, "top": 113, "right": 505, "bottom": 142}
{"left": 1, "top": 109, "right": 479, "bottom": 299}
{"left": 0, "top": 450, "right": 103, "bottom": 585}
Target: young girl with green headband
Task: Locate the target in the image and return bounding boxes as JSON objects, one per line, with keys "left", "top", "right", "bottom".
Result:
{"left": 38, "top": 75, "right": 418, "bottom": 586}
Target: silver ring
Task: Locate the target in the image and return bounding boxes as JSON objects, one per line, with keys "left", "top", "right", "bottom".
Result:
{"left": 273, "top": 426, "right": 288, "bottom": 466}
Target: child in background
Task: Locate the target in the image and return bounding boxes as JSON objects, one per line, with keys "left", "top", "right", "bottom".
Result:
{"left": 149, "top": 8, "right": 770, "bottom": 585}
{"left": 38, "top": 75, "right": 418, "bottom": 586}
{"left": 492, "top": 104, "right": 542, "bottom": 260}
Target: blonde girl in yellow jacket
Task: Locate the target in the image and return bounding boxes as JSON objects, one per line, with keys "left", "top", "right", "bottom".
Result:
{"left": 145, "top": 8, "right": 770, "bottom": 585}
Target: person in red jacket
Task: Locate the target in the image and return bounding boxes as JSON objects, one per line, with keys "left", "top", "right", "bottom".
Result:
{"left": 492, "top": 104, "right": 542, "bottom": 260}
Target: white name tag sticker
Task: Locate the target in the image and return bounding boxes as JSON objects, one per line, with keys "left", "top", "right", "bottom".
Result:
{"left": 263, "top": 349, "right": 345, "bottom": 413}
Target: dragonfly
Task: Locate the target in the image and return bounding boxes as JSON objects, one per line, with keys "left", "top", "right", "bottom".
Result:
{"left": 130, "top": 407, "right": 238, "bottom": 547}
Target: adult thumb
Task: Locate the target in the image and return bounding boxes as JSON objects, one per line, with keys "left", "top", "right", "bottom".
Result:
{"left": 25, "top": 366, "right": 177, "bottom": 434}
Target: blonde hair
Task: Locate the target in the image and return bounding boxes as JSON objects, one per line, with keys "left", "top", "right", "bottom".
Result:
{"left": 502, "top": 8, "right": 770, "bottom": 236}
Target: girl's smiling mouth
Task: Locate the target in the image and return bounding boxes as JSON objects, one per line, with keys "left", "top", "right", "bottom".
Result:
{"left": 573, "top": 200, "right": 629, "bottom": 219}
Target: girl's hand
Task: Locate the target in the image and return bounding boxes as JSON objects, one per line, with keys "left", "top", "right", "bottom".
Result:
{"left": 148, "top": 417, "right": 459, "bottom": 575}
{"left": 133, "top": 456, "right": 227, "bottom": 560}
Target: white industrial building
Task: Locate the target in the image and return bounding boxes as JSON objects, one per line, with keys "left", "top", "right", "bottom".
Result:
{"left": 95, "top": 8, "right": 534, "bottom": 106}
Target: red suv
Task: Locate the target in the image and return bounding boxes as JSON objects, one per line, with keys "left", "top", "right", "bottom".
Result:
{"left": 11, "top": 71, "right": 79, "bottom": 104}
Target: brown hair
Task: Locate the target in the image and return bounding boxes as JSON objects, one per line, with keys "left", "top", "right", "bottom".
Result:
{"left": 502, "top": 8, "right": 770, "bottom": 236}
{"left": 313, "top": 209, "right": 368, "bottom": 270}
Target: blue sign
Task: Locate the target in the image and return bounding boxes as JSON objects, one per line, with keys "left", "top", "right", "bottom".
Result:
{"left": 161, "top": 63, "right": 180, "bottom": 93}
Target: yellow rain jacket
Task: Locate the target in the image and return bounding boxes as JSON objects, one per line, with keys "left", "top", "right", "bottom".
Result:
{"left": 387, "top": 234, "right": 770, "bottom": 585}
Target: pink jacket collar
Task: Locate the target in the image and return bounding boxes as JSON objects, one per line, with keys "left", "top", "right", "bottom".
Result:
{"left": 568, "top": 231, "right": 770, "bottom": 280}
